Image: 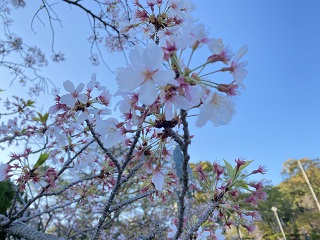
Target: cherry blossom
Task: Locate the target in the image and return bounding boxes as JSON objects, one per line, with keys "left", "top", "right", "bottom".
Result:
{"left": 213, "top": 228, "right": 226, "bottom": 240}
{"left": 0, "top": 163, "right": 9, "bottom": 181}
{"left": 96, "top": 117, "right": 124, "bottom": 149}
{"left": 229, "top": 45, "right": 248, "bottom": 88}
{"left": 60, "top": 80, "right": 88, "bottom": 108}
{"left": 196, "top": 226, "right": 210, "bottom": 240}
{"left": 167, "top": 223, "right": 177, "bottom": 238}
{"left": 116, "top": 43, "right": 175, "bottom": 105}
{"left": 161, "top": 85, "right": 196, "bottom": 120}
{"left": 207, "top": 38, "right": 232, "bottom": 64}
{"left": 151, "top": 164, "right": 165, "bottom": 191}
{"left": 196, "top": 91, "right": 234, "bottom": 127}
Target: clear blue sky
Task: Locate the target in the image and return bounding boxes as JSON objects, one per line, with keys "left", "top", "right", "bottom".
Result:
{"left": 3, "top": 1, "right": 320, "bottom": 185}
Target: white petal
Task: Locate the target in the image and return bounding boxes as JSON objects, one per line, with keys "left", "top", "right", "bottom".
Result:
{"left": 196, "top": 104, "right": 214, "bottom": 127}
{"left": 139, "top": 80, "right": 158, "bottom": 105}
{"left": 233, "top": 68, "right": 247, "bottom": 87}
{"left": 105, "top": 117, "right": 119, "bottom": 128}
{"left": 0, "top": 163, "right": 8, "bottom": 181}
{"left": 104, "top": 130, "right": 116, "bottom": 148}
{"left": 234, "top": 45, "right": 248, "bottom": 63}
{"left": 207, "top": 38, "right": 224, "bottom": 55}
{"left": 165, "top": 101, "right": 174, "bottom": 120}
{"left": 209, "top": 94, "right": 234, "bottom": 126}
{"left": 76, "top": 112, "right": 88, "bottom": 124}
{"left": 144, "top": 43, "right": 163, "bottom": 70}
{"left": 78, "top": 94, "right": 88, "bottom": 104}
{"left": 63, "top": 80, "right": 75, "bottom": 93}
{"left": 153, "top": 70, "right": 175, "bottom": 86}
{"left": 187, "top": 86, "right": 201, "bottom": 106}
{"left": 172, "top": 95, "right": 192, "bottom": 110}
{"left": 129, "top": 45, "right": 144, "bottom": 70}
{"left": 60, "top": 94, "right": 76, "bottom": 108}
{"left": 167, "top": 224, "right": 177, "bottom": 238}
{"left": 95, "top": 120, "right": 108, "bottom": 134}
{"left": 75, "top": 83, "right": 85, "bottom": 93}
{"left": 152, "top": 170, "right": 164, "bottom": 191}
{"left": 116, "top": 68, "right": 144, "bottom": 92}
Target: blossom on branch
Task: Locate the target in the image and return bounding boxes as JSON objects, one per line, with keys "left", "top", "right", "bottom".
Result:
{"left": 0, "top": 163, "right": 9, "bottom": 181}
{"left": 60, "top": 80, "right": 88, "bottom": 108}
{"left": 151, "top": 164, "right": 165, "bottom": 191}
{"left": 116, "top": 43, "right": 175, "bottom": 105}
{"left": 96, "top": 117, "right": 124, "bottom": 149}
{"left": 196, "top": 91, "right": 234, "bottom": 127}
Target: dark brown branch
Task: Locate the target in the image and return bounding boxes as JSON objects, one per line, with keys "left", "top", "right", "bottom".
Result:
{"left": 43, "top": 174, "right": 100, "bottom": 197}
{"left": 183, "top": 200, "right": 221, "bottom": 240}
{"left": 86, "top": 119, "right": 121, "bottom": 171}
{"left": 21, "top": 197, "right": 82, "bottom": 222}
{"left": 108, "top": 190, "right": 156, "bottom": 213}
{"left": 91, "top": 128, "right": 143, "bottom": 239}
{"left": 122, "top": 127, "right": 142, "bottom": 171}
{"left": 174, "top": 110, "right": 191, "bottom": 240}
{"left": 62, "top": 0, "right": 120, "bottom": 33}
{"left": 1, "top": 214, "right": 65, "bottom": 240}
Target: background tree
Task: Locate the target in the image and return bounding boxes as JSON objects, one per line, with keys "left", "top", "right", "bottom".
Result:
{"left": 255, "top": 158, "right": 320, "bottom": 239}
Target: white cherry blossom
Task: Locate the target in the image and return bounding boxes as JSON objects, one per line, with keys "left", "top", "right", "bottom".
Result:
{"left": 196, "top": 226, "right": 210, "bottom": 240}
{"left": 116, "top": 43, "right": 175, "bottom": 105}
{"left": 0, "top": 163, "right": 9, "bottom": 181}
{"left": 151, "top": 164, "right": 165, "bottom": 191}
{"left": 96, "top": 118, "right": 124, "bottom": 149}
{"left": 60, "top": 80, "right": 88, "bottom": 108}
{"left": 167, "top": 224, "right": 177, "bottom": 238}
{"left": 230, "top": 45, "right": 248, "bottom": 88}
{"left": 196, "top": 91, "right": 234, "bottom": 127}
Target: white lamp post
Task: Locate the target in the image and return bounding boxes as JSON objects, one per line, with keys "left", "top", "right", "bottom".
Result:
{"left": 271, "top": 206, "right": 286, "bottom": 240}
{"left": 297, "top": 160, "right": 320, "bottom": 212}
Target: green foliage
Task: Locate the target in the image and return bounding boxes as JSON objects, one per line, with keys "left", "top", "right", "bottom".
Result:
{"left": 224, "top": 159, "right": 234, "bottom": 179}
{"left": 33, "top": 112, "right": 49, "bottom": 123}
{"left": 0, "top": 181, "right": 15, "bottom": 214}
{"left": 33, "top": 152, "right": 50, "bottom": 169}
{"left": 25, "top": 99, "right": 35, "bottom": 107}
{"left": 256, "top": 158, "right": 320, "bottom": 239}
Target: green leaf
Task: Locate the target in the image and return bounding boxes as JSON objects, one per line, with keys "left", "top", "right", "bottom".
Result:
{"left": 233, "top": 179, "right": 250, "bottom": 191}
{"left": 33, "top": 112, "right": 49, "bottom": 123}
{"left": 224, "top": 159, "right": 235, "bottom": 179}
{"left": 42, "top": 112, "right": 49, "bottom": 122}
{"left": 34, "top": 152, "right": 50, "bottom": 169}
{"left": 26, "top": 100, "right": 35, "bottom": 107}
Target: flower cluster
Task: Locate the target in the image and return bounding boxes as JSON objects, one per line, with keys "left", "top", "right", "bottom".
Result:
{"left": 115, "top": 34, "right": 247, "bottom": 128}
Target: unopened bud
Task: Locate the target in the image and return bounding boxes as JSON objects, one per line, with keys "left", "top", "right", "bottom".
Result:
{"left": 217, "top": 83, "right": 238, "bottom": 96}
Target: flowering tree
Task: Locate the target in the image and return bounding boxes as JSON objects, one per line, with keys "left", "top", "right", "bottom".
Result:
{"left": 0, "top": 0, "right": 268, "bottom": 239}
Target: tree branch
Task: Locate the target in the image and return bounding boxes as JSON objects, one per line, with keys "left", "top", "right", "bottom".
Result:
{"left": 108, "top": 190, "right": 156, "bottom": 213}
{"left": 11, "top": 139, "right": 95, "bottom": 221}
{"left": 174, "top": 109, "right": 191, "bottom": 240}
{"left": 86, "top": 119, "right": 121, "bottom": 171}
{"left": 62, "top": 0, "right": 120, "bottom": 33}
{"left": 183, "top": 201, "right": 220, "bottom": 240}
{"left": 1, "top": 214, "right": 65, "bottom": 240}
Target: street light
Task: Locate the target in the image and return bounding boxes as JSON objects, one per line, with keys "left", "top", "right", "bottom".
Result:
{"left": 297, "top": 160, "right": 320, "bottom": 212}
{"left": 271, "top": 206, "right": 286, "bottom": 240}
